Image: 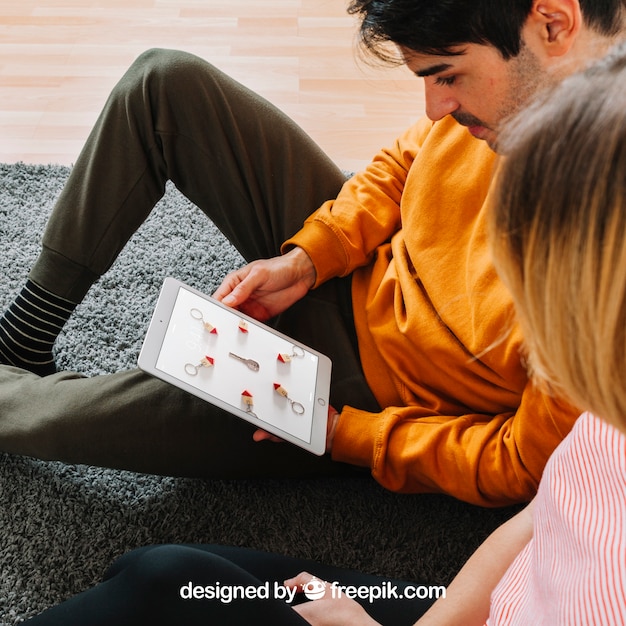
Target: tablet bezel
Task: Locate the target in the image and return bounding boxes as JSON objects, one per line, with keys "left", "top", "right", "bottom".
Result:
{"left": 138, "top": 277, "right": 331, "bottom": 456}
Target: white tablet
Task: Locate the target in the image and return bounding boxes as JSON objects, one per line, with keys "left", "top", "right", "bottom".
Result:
{"left": 138, "top": 277, "right": 332, "bottom": 455}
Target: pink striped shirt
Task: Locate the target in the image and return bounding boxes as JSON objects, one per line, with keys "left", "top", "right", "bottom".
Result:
{"left": 487, "top": 412, "right": 626, "bottom": 625}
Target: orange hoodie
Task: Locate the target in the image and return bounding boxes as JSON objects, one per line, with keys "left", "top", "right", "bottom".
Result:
{"left": 283, "top": 115, "right": 577, "bottom": 507}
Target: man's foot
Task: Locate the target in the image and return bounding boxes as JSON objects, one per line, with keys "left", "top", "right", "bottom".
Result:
{"left": 0, "top": 280, "right": 75, "bottom": 376}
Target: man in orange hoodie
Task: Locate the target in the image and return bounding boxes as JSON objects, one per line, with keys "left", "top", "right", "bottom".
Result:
{"left": 1, "top": 0, "right": 621, "bottom": 506}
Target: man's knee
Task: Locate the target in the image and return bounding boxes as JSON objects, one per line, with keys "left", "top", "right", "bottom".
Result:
{"left": 114, "top": 48, "right": 219, "bottom": 103}
{"left": 133, "top": 48, "right": 209, "bottom": 78}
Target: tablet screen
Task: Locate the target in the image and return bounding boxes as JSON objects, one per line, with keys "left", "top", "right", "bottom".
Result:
{"left": 154, "top": 284, "right": 320, "bottom": 444}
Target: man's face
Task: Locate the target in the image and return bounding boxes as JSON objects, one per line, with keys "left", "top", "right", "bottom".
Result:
{"left": 402, "top": 39, "right": 549, "bottom": 150}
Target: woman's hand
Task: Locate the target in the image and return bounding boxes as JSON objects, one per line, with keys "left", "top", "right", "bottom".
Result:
{"left": 284, "top": 572, "right": 382, "bottom": 626}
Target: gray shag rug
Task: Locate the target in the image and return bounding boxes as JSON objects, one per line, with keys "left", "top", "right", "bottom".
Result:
{"left": 0, "top": 163, "right": 521, "bottom": 624}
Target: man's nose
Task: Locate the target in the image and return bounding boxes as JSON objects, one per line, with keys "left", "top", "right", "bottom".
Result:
{"left": 424, "top": 83, "right": 459, "bottom": 121}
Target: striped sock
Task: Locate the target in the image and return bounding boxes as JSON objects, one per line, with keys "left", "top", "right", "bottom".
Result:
{"left": 0, "top": 280, "right": 76, "bottom": 376}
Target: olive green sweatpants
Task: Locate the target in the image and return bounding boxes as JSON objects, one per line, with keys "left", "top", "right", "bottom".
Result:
{"left": 0, "top": 49, "right": 379, "bottom": 477}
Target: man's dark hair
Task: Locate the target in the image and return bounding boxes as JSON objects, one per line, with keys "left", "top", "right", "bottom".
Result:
{"left": 348, "top": 0, "right": 625, "bottom": 62}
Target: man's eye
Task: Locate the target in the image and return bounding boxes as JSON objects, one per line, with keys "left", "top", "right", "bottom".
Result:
{"left": 435, "top": 75, "right": 456, "bottom": 86}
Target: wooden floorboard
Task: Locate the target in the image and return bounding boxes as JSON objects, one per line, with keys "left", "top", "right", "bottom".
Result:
{"left": 0, "top": 0, "right": 424, "bottom": 171}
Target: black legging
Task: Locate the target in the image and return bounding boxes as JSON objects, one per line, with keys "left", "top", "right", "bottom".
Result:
{"left": 25, "top": 545, "right": 435, "bottom": 625}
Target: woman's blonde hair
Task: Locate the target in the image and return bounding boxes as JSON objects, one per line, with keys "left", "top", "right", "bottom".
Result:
{"left": 490, "top": 43, "right": 626, "bottom": 428}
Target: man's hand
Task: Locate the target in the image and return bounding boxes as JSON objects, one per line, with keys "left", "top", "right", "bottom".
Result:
{"left": 213, "top": 247, "right": 316, "bottom": 321}
{"left": 252, "top": 406, "right": 340, "bottom": 453}
{"left": 284, "top": 572, "right": 382, "bottom": 626}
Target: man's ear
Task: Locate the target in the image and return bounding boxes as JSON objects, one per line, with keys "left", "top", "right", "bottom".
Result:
{"left": 528, "top": 0, "right": 582, "bottom": 56}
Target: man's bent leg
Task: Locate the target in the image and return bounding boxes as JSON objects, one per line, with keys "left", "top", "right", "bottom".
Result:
{"left": 2, "top": 49, "right": 344, "bottom": 376}
{"left": 29, "top": 48, "right": 346, "bottom": 302}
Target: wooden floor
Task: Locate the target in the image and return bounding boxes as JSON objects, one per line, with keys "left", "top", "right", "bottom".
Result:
{"left": 0, "top": 0, "right": 424, "bottom": 171}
